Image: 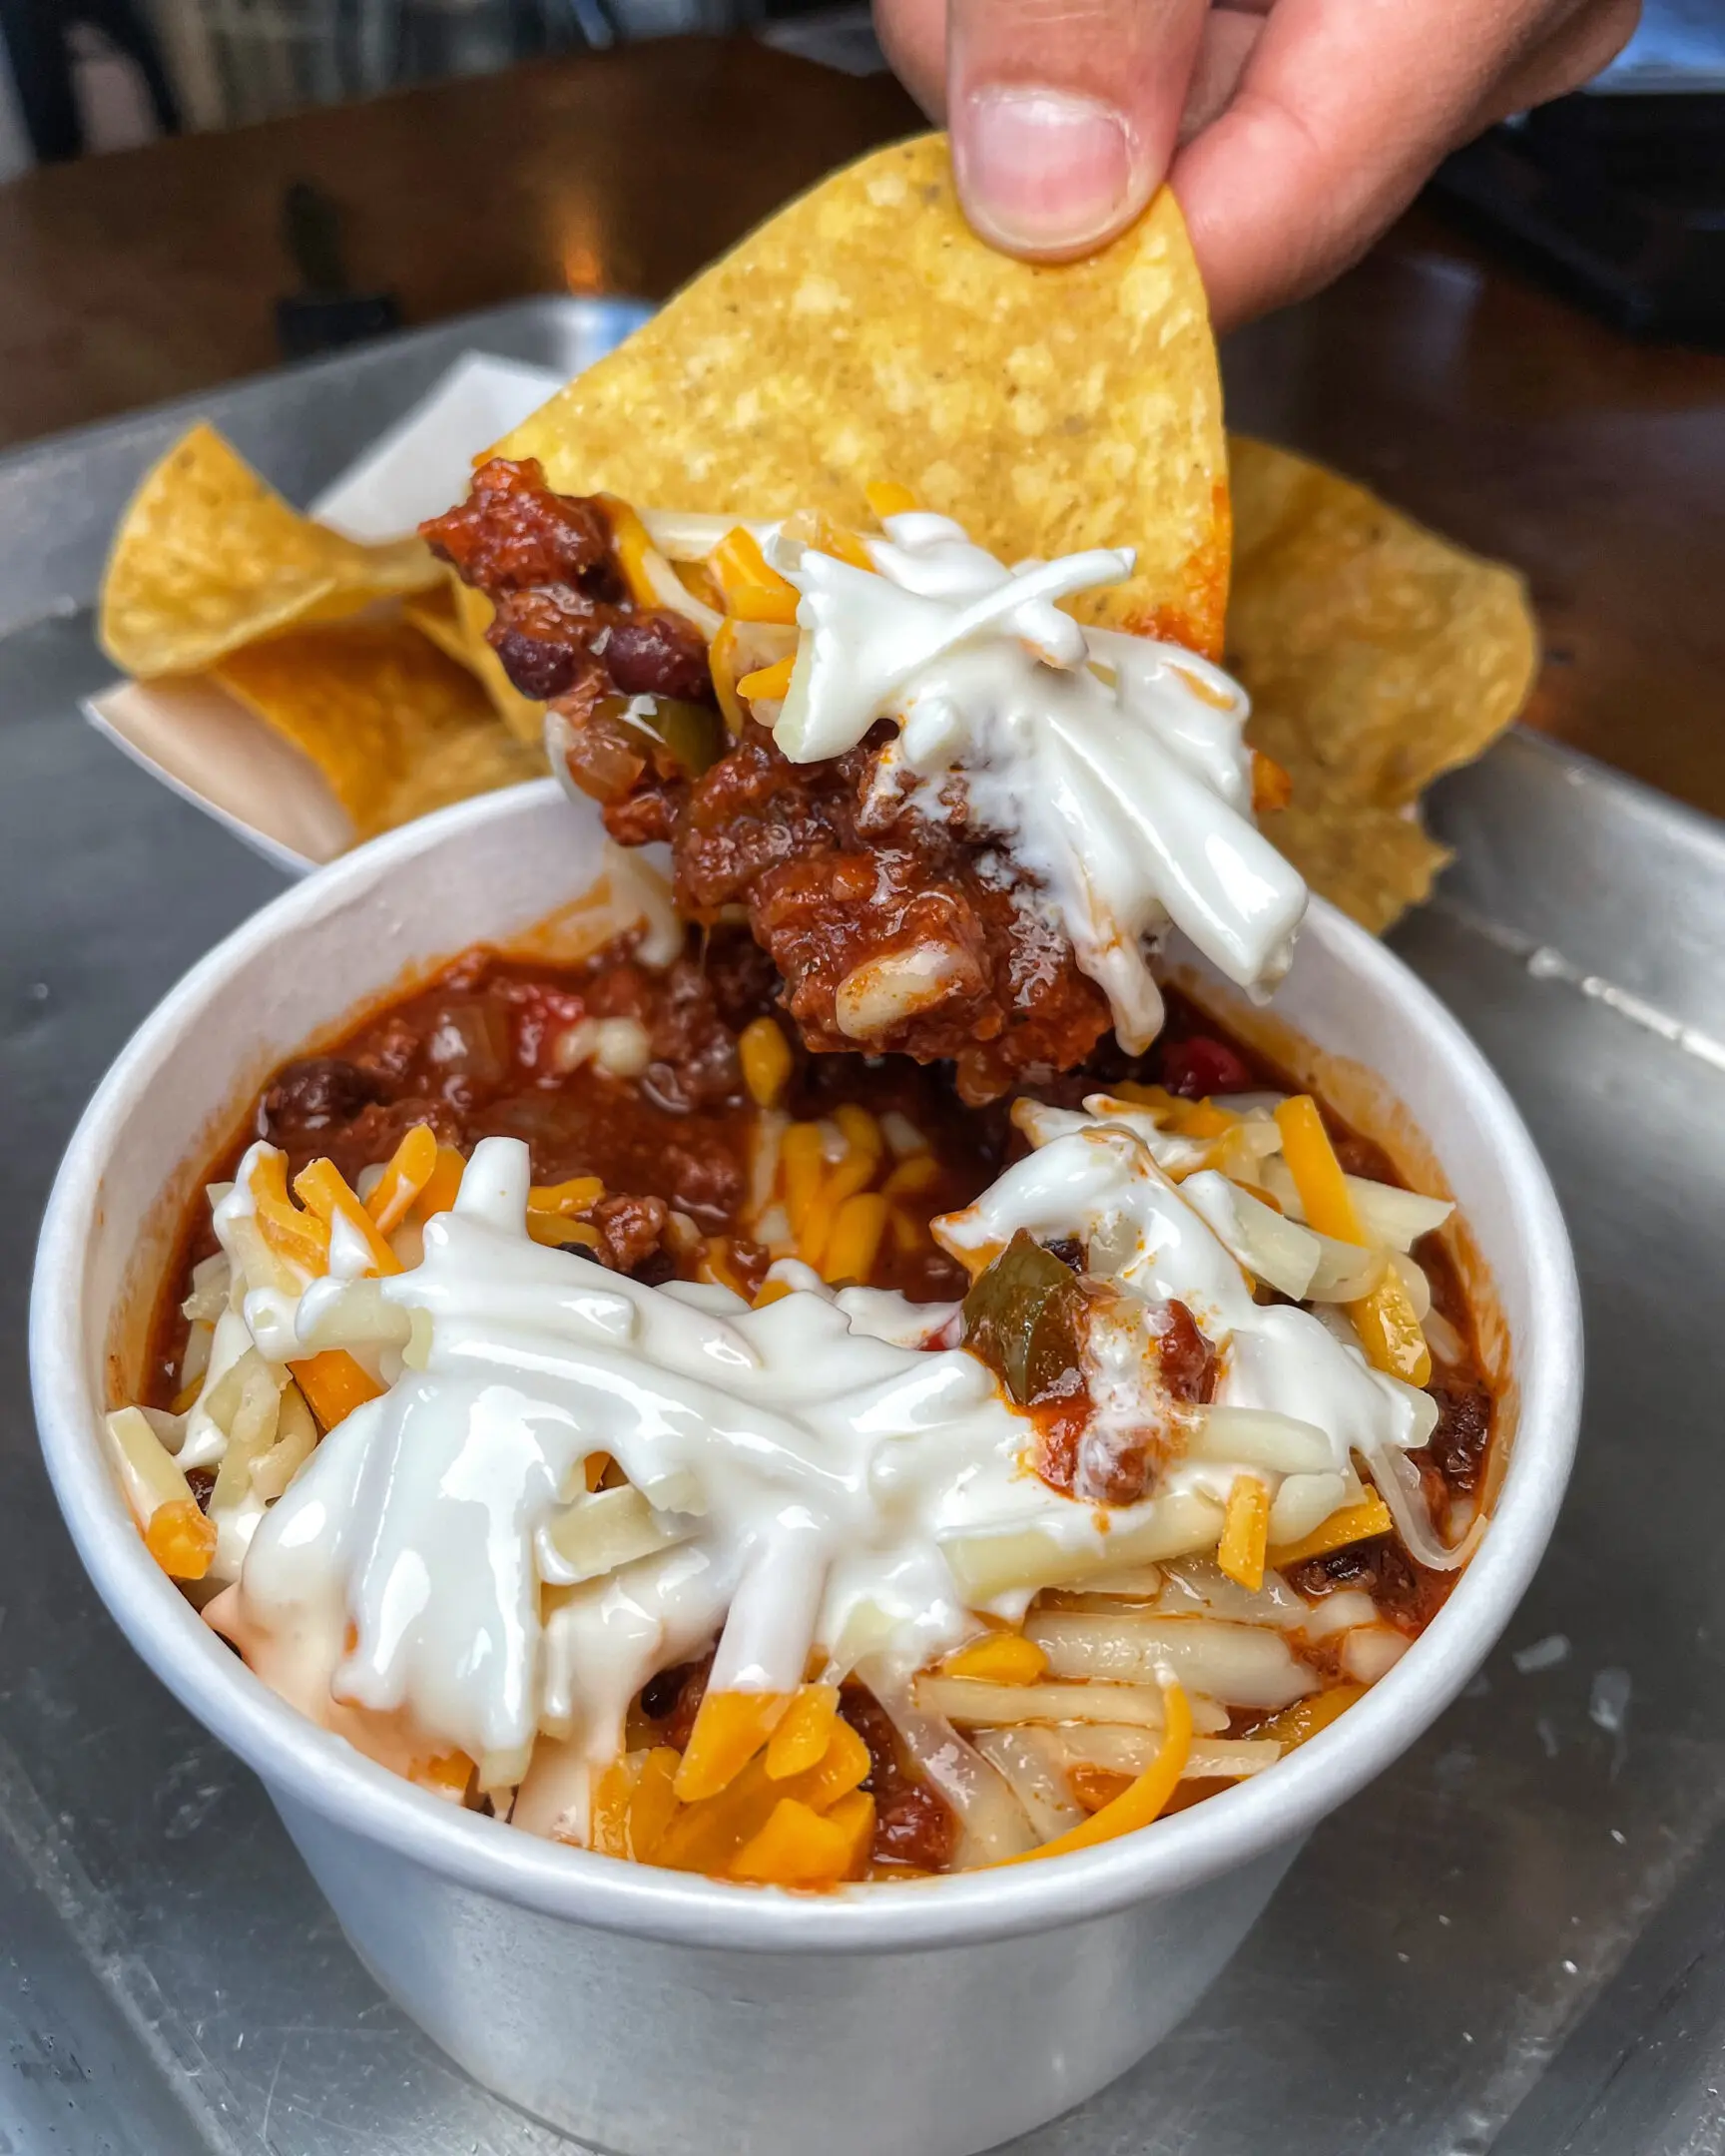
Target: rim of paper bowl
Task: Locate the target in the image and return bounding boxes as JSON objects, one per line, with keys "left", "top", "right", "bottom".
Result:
{"left": 30, "top": 780, "right": 1581, "bottom": 1957}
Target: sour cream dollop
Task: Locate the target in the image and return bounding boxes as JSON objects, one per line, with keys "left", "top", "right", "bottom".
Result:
{"left": 206, "top": 1105, "right": 1450, "bottom": 1841}
{"left": 768, "top": 513, "right": 1309, "bottom": 1051}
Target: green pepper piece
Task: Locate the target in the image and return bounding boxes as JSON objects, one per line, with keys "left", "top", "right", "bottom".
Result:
{"left": 962, "top": 1230, "right": 1085, "bottom": 1407}
{"left": 639, "top": 694, "right": 726, "bottom": 779}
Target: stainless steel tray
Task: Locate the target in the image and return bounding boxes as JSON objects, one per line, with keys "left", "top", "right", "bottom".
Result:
{"left": 5, "top": 296, "right": 1720, "bottom": 2156}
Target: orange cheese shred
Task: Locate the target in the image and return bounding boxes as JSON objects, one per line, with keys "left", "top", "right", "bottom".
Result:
{"left": 364, "top": 1122, "right": 439, "bottom": 1235}
{"left": 289, "top": 1348, "right": 385, "bottom": 1432}
{"left": 1000, "top": 1682, "right": 1193, "bottom": 1865}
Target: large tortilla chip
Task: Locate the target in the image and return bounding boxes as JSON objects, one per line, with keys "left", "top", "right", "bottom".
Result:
{"left": 499, "top": 134, "right": 1229, "bottom": 659}
{"left": 1228, "top": 435, "right": 1537, "bottom": 927}
{"left": 101, "top": 424, "right": 439, "bottom": 679}
{"left": 212, "top": 619, "right": 514, "bottom": 841}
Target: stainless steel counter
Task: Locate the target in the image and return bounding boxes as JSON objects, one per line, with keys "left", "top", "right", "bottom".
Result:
{"left": 3, "top": 299, "right": 1721, "bottom": 2156}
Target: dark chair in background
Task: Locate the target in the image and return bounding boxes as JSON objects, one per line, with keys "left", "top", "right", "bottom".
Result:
{"left": 0, "top": 0, "right": 181, "bottom": 160}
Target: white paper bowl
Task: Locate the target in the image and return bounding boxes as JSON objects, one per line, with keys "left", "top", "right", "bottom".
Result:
{"left": 31, "top": 781, "right": 1580, "bottom": 2156}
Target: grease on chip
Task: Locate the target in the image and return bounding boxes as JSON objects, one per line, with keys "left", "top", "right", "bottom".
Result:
{"left": 101, "top": 424, "right": 439, "bottom": 680}
{"left": 213, "top": 620, "right": 534, "bottom": 842}
{"left": 498, "top": 134, "right": 1230, "bottom": 660}
{"left": 1227, "top": 435, "right": 1537, "bottom": 928}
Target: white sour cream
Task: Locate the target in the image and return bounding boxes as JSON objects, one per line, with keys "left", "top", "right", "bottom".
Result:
{"left": 768, "top": 513, "right": 1308, "bottom": 1052}
{"left": 203, "top": 1102, "right": 1459, "bottom": 1844}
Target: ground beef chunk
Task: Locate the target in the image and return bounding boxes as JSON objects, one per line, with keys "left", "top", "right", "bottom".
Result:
{"left": 259, "top": 1056, "right": 385, "bottom": 1140}
{"left": 676, "top": 725, "right": 1110, "bottom": 1103}
{"left": 1287, "top": 1534, "right": 1449, "bottom": 1634}
{"left": 421, "top": 456, "right": 609, "bottom": 592}
{"left": 1155, "top": 1299, "right": 1217, "bottom": 1405}
{"left": 589, "top": 1193, "right": 670, "bottom": 1274}
{"left": 1428, "top": 1380, "right": 1493, "bottom": 1493}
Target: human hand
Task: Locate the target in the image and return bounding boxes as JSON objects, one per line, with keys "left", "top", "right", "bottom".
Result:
{"left": 872, "top": 0, "right": 1640, "bottom": 326}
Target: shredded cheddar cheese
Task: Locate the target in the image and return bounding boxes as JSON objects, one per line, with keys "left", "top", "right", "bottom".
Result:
{"left": 1267, "top": 1493, "right": 1396, "bottom": 1570}
{"left": 941, "top": 1632, "right": 1049, "bottom": 1685}
{"left": 364, "top": 1122, "right": 438, "bottom": 1234}
{"left": 1217, "top": 1476, "right": 1271, "bottom": 1592}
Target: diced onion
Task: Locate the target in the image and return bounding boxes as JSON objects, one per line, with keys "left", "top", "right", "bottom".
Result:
{"left": 1024, "top": 1611, "right": 1316, "bottom": 1709}
{"left": 641, "top": 509, "right": 779, "bottom": 561}
{"left": 536, "top": 1484, "right": 693, "bottom": 1587}
{"left": 970, "top": 1727, "right": 1087, "bottom": 1841}
{"left": 1342, "top": 1626, "right": 1412, "bottom": 1684}
{"left": 1155, "top": 1554, "right": 1308, "bottom": 1630}
{"left": 181, "top": 1251, "right": 233, "bottom": 1325}
{"left": 879, "top": 1110, "right": 929, "bottom": 1160}
{"left": 1210, "top": 1092, "right": 1288, "bottom": 1120}
{"left": 1184, "top": 1404, "right": 1334, "bottom": 1476}
{"left": 1074, "top": 1561, "right": 1163, "bottom": 1598}
{"left": 1306, "top": 1235, "right": 1389, "bottom": 1303}
{"left": 1422, "top": 1307, "right": 1466, "bottom": 1367}
{"left": 1268, "top": 1471, "right": 1349, "bottom": 1545}
{"left": 178, "top": 1320, "right": 214, "bottom": 1393}
{"left": 1363, "top": 1447, "right": 1482, "bottom": 1572}
{"left": 592, "top": 1017, "right": 651, "bottom": 1078}
{"left": 1391, "top": 1250, "right": 1433, "bottom": 1320}
{"left": 1300, "top": 1589, "right": 1378, "bottom": 1640}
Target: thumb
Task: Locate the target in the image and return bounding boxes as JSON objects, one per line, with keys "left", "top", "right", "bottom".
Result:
{"left": 948, "top": 0, "right": 1210, "bottom": 261}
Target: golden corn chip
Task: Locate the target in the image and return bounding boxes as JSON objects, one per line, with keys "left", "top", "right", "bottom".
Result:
{"left": 400, "top": 574, "right": 547, "bottom": 744}
{"left": 212, "top": 619, "right": 509, "bottom": 840}
{"left": 450, "top": 579, "right": 551, "bottom": 746}
{"left": 1259, "top": 796, "right": 1450, "bottom": 937}
{"left": 1227, "top": 435, "right": 1537, "bottom": 927}
{"left": 372, "top": 717, "right": 549, "bottom": 833}
{"left": 399, "top": 580, "right": 472, "bottom": 670}
{"left": 499, "top": 134, "right": 1228, "bottom": 658}
{"left": 101, "top": 424, "right": 440, "bottom": 679}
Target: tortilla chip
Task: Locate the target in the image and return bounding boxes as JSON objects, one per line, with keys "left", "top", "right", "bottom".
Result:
{"left": 499, "top": 134, "right": 1228, "bottom": 659}
{"left": 404, "top": 573, "right": 549, "bottom": 744}
{"left": 1228, "top": 435, "right": 1537, "bottom": 927}
{"left": 211, "top": 620, "right": 508, "bottom": 840}
{"left": 450, "top": 579, "right": 551, "bottom": 745}
{"left": 399, "top": 580, "right": 472, "bottom": 670}
{"left": 101, "top": 424, "right": 439, "bottom": 679}
{"left": 1261, "top": 795, "right": 1451, "bottom": 936}
{"left": 373, "top": 717, "right": 549, "bottom": 832}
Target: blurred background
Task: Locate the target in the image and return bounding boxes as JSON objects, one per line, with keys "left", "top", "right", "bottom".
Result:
{"left": 0, "top": 0, "right": 888, "bottom": 171}
{"left": 0, "top": 0, "right": 1719, "bottom": 174}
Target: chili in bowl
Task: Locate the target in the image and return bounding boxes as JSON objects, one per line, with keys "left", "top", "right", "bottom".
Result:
{"left": 32, "top": 783, "right": 1578, "bottom": 2156}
